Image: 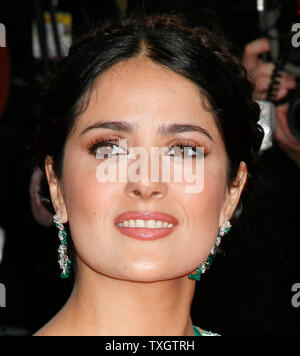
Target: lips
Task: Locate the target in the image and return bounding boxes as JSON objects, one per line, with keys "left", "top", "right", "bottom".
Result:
{"left": 114, "top": 211, "right": 179, "bottom": 225}
{"left": 114, "top": 211, "right": 179, "bottom": 241}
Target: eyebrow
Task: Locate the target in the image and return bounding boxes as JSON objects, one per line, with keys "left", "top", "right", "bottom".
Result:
{"left": 80, "top": 120, "right": 214, "bottom": 142}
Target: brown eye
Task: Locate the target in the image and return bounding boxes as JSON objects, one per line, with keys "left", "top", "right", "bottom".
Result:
{"left": 89, "top": 140, "right": 128, "bottom": 158}
{"left": 96, "top": 142, "right": 128, "bottom": 159}
{"left": 166, "top": 143, "right": 207, "bottom": 159}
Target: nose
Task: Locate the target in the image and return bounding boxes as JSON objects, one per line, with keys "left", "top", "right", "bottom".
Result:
{"left": 124, "top": 145, "right": 169, "bottom": 200}
{"left": 125, "top": 180, "right": 168, "bottom": 200}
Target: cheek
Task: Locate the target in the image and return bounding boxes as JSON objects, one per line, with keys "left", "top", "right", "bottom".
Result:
{"left": 61, "top": 145, "right": 103, "bottom": 234}
{"left": 179, "top": 157, "right": 227, "bottom": 225}
{"left": 63, "top": 157, "right": 98, "bottom": 220}
{"left": 166, "top": 162, "right": 228, "bottom": 273}
{"left": 61, "top": 151, "right": 121, "bottom": 269}
{"left": 177, "top": 171, "right": 226, "bottom": 249}
{"left": 62, "top": 149, "right": 122, "bottom": 226}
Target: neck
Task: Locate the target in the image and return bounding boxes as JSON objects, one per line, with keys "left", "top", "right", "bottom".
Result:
{"left": 45, "top": 261, "right": 196, "bottom": 336}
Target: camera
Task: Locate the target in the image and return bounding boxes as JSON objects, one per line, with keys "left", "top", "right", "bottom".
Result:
{"left": 258, "top": 0, "right": 300, "bottom": 143}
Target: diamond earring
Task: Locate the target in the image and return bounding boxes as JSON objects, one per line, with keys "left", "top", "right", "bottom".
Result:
{"left": 53, "top": 215, "right": 72, "bottom": 279}
{"left": 188, "top": 220, "right": 232, "bottom": 281}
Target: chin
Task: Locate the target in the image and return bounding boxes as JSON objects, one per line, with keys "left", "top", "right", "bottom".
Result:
{"left": 116, "top": 264, "right": 184, "bottom": 283}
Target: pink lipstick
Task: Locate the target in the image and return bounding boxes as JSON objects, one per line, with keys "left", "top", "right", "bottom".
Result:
{"left": 114, "top": 211, "right": 179, "bottom": 241}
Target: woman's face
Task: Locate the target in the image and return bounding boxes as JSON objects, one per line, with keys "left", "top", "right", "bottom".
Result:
{"left": 46, "top": 57, "right": 247, "bottom": 282}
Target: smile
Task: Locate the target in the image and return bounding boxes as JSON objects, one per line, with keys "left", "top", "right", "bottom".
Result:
{"left": 114, "top": 211, "right": 179, "bottom": 241}
{"left": 116, "top": 219, "right": 174, "bottom": 229}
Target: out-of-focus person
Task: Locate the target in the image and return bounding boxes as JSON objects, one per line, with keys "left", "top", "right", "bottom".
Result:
{"left": 243, "top": 38, "right": 297, "bottom": 102}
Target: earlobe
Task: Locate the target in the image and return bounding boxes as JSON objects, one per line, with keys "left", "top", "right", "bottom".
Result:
{"left": 45, "top": 156, "right": 68, "bottom": 224}
{"left": 219, "top": 161, "right": 248, "bottom": 226}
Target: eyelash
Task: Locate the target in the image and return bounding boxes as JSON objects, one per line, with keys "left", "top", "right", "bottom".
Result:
{"left": 87, "top": 136, "right": 209, "bottom": 159}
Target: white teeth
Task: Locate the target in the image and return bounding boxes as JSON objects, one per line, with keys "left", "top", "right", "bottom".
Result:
{"left": 146, "top": 220, "right": 156, "bottom": 228}
{"left": 156, "top": 220, "right": 162, "bottom": 228}
{"left": 117, "top": 219, "right": 175, "bottom": 229}
{"left": 129, "top": 219, "right": 135, "bottom": 227}
{"left": 136, "top": 219, "right": 146, "bottom": 227}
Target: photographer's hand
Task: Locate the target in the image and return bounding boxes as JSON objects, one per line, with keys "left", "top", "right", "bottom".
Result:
{"left": 242, "top": 38, "right": 296, "bottom": 101}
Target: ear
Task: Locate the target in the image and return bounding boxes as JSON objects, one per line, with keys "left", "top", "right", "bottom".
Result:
{"left": 219, "top": 161, "right": 248, "bottom": 226}
{"left": 45, "top": 156, "right": 68, "bottom": 224}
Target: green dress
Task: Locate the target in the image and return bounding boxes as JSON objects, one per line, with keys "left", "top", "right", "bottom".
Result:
{"left": 193, "top": 325, "right": 220, "bottom": 336}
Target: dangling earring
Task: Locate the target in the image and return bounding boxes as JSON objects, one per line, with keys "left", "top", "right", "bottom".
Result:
{"left": 188, "top": 220, "right": 231, "bottom": 281}
{"left": 53, "top": 215, "right": 72, "bottom": 279}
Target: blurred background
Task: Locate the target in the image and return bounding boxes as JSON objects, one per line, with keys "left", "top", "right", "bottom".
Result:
{"left": 0, "top": 0, "right": 299, "bottom": 336}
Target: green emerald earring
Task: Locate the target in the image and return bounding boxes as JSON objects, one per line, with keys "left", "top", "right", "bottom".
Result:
{"left": 188, "top": 221, "right": 231, "bottom": 281}
{"left": 53, "top": 215, "right": 72, "bottom": 279}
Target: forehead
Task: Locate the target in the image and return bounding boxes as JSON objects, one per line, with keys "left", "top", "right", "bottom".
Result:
{"left": 74, "top": 57, "right": 219, "bottom": 138}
